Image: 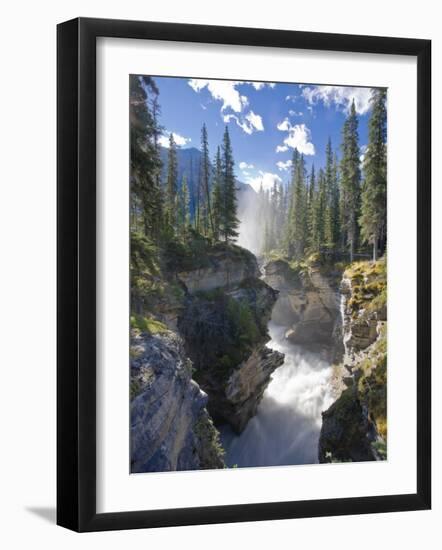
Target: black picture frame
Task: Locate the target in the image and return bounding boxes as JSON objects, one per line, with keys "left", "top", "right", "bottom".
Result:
{"left": 57, "top": 17, "right": 431, "bottom": 532}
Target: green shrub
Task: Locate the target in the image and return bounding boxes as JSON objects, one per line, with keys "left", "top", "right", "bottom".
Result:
{"left": 227, "top": 298, "right": 260, "bottom": 348}
{"left": 130, "top": 315, "right": 167, "bottom": 335}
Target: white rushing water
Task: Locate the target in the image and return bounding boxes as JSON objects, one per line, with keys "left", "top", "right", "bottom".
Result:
{"left": 220, "top": 322, "right": 335, "bottom": 467}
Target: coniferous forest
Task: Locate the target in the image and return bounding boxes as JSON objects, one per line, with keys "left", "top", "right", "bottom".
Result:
{"left": 130, "top": 75, "right": 388, "bottom": 473}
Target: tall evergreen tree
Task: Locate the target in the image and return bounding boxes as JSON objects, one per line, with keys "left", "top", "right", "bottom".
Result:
{"left": 195, "top": 159, "right": 202, "bottom": 232}
{"left": 176, "top": 174, "right": 190, "bottom": 237}
{"left": 332, "top": 154, "right": 341, "bottom": 247}
{"left": 359, "top": 89, "right": 387, "bottom": 261}
{"left": 211, "top": 146, "right": 223, "bottom": 241}
{"left": 340, "top": 100, "right": 361, "bottom": 262}
{"left": 307, "top": 164, "right": 316, "bottom": 250}
{"left": 200, "top": 124, "right": 214, "bottom": 236}
{"left": 325, "top": 155, "right": 341, "bottom": 251}
{"left": 221, "top": 126, "right": 239, "bottom": 242}
{"left": 129, "top": 75, "right": 163, "bottom": 240}
{"left": 284, "top": 149, "right": 300, "bottom": 252}
{"left": 324, "top": 139, "right": 340, "bottom": 250}
{"left": 165, "top": 132, "right": 178, "bottom": 231}
{"left": 287, "top": 153, "right": 307, "bottom": 258}
{"left": 314, "top": 168, "right": 327, "bottom": 252}
{"left": 189, "top": 155, "right": 196, "bottom": 221}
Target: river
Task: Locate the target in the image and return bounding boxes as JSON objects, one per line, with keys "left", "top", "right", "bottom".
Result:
{"left": 220, "top": 320, "right": 335, "bottom": 467}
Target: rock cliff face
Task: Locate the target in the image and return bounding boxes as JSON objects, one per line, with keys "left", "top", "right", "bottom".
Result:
{"left": 130, "top": 329, "right": 224, "bottom": 472}
{"left": 263, "top": 258, "right": 343, "bottom": 358}
{"left": 178, "top": 247, "right": 284, "bottom": 434}
{"left": 318, "top": 259, "right": 387, "bottom": 463}
{"left": 130, "top": 243, "right": 284, "bottom": 473}
{"left": 203, "top": 343, "right": 284, "bottom": 433}
{"left": 177, "top": 245, "right": 259, "bottom": 293}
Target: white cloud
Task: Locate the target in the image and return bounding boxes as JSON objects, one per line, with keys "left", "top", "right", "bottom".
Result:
{"left": 277, "top": 118, "right": 291, "bottom": 131}
{"left": 276, "top": 144, "right": 289, "bottom": 153}
{"left": 276, "top": 120, "right": 315, "bottom": 155}
{"left": 245, "top": 111, "right": 264, "bottom": 131}
{"left": 189, "top": 78, "right": 265, "bottom": 135}
{"left": 239, "top": 161, "right": 254, "bottom": 170}
{"left": 223, "top": 110, "right": 264, "bottom": 135}
{"left": 249, "top": 81, "right": 276, "bottom": 90}
{"left": 188, "top": 79, "right": 248, "bottom": 112}
{"left": 301, "top": 85, "right": 373, "bottom": 115}
{"left": 246, "top": 171, "right": 282, "bottom": 192}
{"left": 276, "top": 160, "right": 293, "bottom": 171}
{"left": 285, "top": 94, "right": 297, "bottom": 102}
{"left": 289, "top": 109, "right": 303, "bottom": 117}
{"left": 188, "top": 79, "right": 273, "bottom": 112}
{"left": 158, "top": 131, "right": 191, "bottom": 148}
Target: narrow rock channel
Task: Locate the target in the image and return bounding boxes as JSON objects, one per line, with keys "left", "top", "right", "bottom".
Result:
{"left": 220, "top": 320, "right": 336, "bottom": 467}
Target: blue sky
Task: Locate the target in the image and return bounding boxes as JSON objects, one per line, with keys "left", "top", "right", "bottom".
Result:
{"left": 152, "top": 76, "right": 378, "bottom": 191}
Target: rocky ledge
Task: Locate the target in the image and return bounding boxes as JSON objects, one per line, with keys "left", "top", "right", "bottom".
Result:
{"left": 130, "top": 329, "right": 225, "bottom": 472}
{"left": 178, "top": 247, "right": 284, "bottom": 434}
{"left": 318, "top": 259, "right": 387, "bottom": 463}
{"left": 177, "top": 243, "right": 259, "bottom": 293}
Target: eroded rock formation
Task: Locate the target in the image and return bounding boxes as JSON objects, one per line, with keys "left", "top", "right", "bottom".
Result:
{"left": 130, "top": 330, "right": 224, "bottom": 472}
{"left": 263, "top": 258, "right": 343, "bottom": 358}
{"left": 178, "top": 247, "right": 284, "bottom": 433}
{"left": 130, "top": 243, "right": 285, "bottom": 473}
{"left": 318, "top": 259, "right": 387, "bottom": 463}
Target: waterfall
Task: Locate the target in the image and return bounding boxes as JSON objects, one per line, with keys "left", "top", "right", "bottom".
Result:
{"left": 220, "top": 321, "right": 335, "bottom": 467}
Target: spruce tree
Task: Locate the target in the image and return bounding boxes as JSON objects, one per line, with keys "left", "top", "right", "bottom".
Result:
{"left": 200, "top": 123, "right": 214, "bottom": 237}
{"left": 340, "top": 100, "right": 361, "bottom": 262}
{"left": 324, "top": 139, "right": 340, "bottom": 251}
{"left": 211, "top": 146, "right": 223, "bottom": 241}
{"left": 307, "top": 164, "right": 316, "bottom": 251}
{"left": 221, "top": 126, "right": 239, "bottom": 242}
{"left": 177, "top": 174, "right": 190, "bottom": 238}
{"left": 287, "top": 153, "right": 307, "bottom": 258}
{"left": 165, "top": 132, "right": 178, "bottom": 231}
{"left": 129, "top": 75, "right": 163, "bottom": 240}
{"left": 195, "top": 159, "right": 202, "bottom": 232}
{"left": 359, "top": 89, "right": 387, "bottom": 261}
{"left": 325, "top": 151, "right": 341, "bottom": 252}
{"left": 284, "top": 149, "right": 300, "bottom": 253}
{"left": 315, "top": 168, "right": 327, "bottom": 252}
{"left": 189, "top": 155, "right": 196, "bottom": 223}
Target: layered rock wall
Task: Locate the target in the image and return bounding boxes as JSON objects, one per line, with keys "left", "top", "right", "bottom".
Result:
{"left": 318, "top": 259, "right": 387, "bottom": 463}
{"left": 263, "top": 259, "right": 343, "bottom": 358}
{"left": 130, "top": 330, "right": 225, "bottom": 472}
{"left": 178, "top": 249, "right": 284, "bottom": 433}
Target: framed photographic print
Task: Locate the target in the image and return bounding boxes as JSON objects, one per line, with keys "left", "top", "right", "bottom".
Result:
{"left": 57, "top": 17, "right": 431, "bottom": 532}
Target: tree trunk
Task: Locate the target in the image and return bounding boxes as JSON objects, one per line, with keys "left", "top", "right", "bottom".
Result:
{"left": 373, "top": 233, "right": 378, "bottom": 262}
